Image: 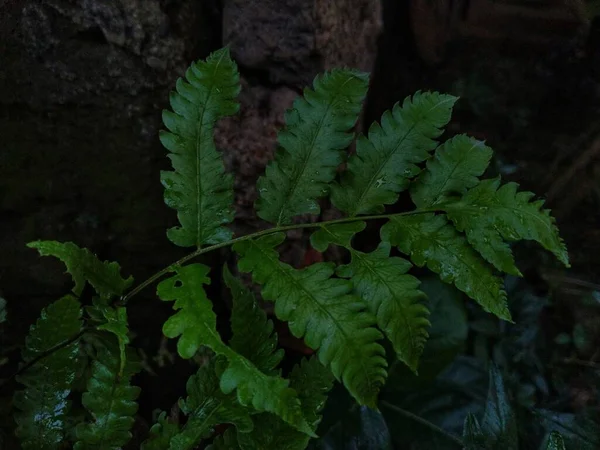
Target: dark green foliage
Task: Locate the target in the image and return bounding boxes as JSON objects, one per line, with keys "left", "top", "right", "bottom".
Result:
{"left": 13, "top": 295, "right": 82, "bottom": 449}
{"left": 330, "top": 91, "right": 457, "bottom": 216}
{"left": 7, "top": 47, "right": 574, "bottom": 450}
{"left": 381, "top": 214, "right": 511, "bottom": 320}
{"left": 74, "top": 339, "right": 141, "bottom": 449}
{"left": 311, "top": 222, "right": 429, "bottom": 373}
{"left": 234, "top": 233, "right": 387, "bottom": 407}
{"left": 27, "top": 241, "right": 133, "bottom": 298}
{"left": 256, "top": 69, "right": 369, "bottom": 225}
{"left": 160, "top": 47, "right": 240, "bottom": 247}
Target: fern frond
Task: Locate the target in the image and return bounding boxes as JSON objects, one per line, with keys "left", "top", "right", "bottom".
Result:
{"left": 411, "top": 135, "right": 493, "bottom": 208}
{"left": 74, "top": 339, "right": 140, "bottom": 449}
{"left": 330, "top": 91, "right": 457, "bottom": 216}
{"left": 140, "top": 412, "right": 180, "bottom": 450}
{"left": 234, "top": 233, "right": 387, "bottom": 406}
{"left": 311, "top": 222, "right": 430, "bottom": 373}
{"left": 13, "top": 295, "right": 82, "bottom": 450}
{"left": 157, "top": 264, "right": 312, "bottom": 435}
{"left": 237, "top": 356, "right": 334, "bottom": 450}
{"left": 443, "top": 178, "right": 570, "bottom": 273}
{"left": 160, "top": 47, "right": 240, "bottom": 247}
{"left": 169, "top": 360, "right": 252, "bottom": 450}
{"left": 255, "top": 69, "right": 369, "bottom": 225}
{"left": 27, "top": 241, "right": 133, "bottom": 298}
{"left": 224, "top": 265, "right": 284, "bottom": 375}
{"left": 381, "top": 214, "right": 511, "bottom": 321}
{"left": 88, "top": 299, "right": 130, "bottom": 375}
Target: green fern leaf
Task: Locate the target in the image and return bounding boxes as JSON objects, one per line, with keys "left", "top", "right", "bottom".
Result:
{"left": 411, "top": 135, "right": 493, "bottom": 208}
{"left": 547, "top": 431, "right": 566, "bottom": 450}
{"left": 157, "top": 264, "right": 312, "bottom": 435}
{"left": 27, "top": 241, "right": 133, "bottom": 298}
{"left": 74, "top": 339, "right": 141, "bottom": 450}
{"left": 311, "top": 222, "right": 429, "bottom": 373}
{"left": 255, "top": 69, "right": 369, "bottom": 225}
{"left": 237, "top": 356, "right": 334, "bottom": 450}
{"left": 381, "top": 214, "right": 511, "bottom": 321}
{"left": 207, "top": 429, "right": 239, "bottom": 450}
{"left": 141, "top": 412, "right": 180, "bottom": 450}
{"left": 443, "top": 178, "right": 570, "bottom": 273}
{"left": 13, "top": 295, "right": 82, "bottom": 450}
{"left": 169, "top": 360, "right": 252, "bottom": 450}
{"left": 92, "top": 302, "right": 130, "bottom": 376}
{"left": 330, "top": 91, "right": 457, "bottom": 216}
{"left": 160, "top": 47, "right": 240, "bottom": 247}
{"left": 234, "top": 233, "right": 387, "bottom": 406}
{"left": 224, "top": 265, "right": 284, "bottom": 375}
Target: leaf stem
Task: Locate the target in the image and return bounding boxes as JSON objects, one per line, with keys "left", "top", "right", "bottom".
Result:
{"left": 379, "top": 400, "right": 464, "bottom": 447}
{"left": 0, "top": 328, "right": 88, "bottom": 392}
{"left": 120, "top": 209, "right": 438, "bottom": 303}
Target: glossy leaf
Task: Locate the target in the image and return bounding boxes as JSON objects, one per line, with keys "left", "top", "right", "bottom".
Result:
{"left": 331, "top": 91, "right": 457, "bottom": 216}
{"left": 237, "top": 356, "right": 334, "bottom": 450}
{"left": 224, "top": 265, "right": 284, "bottom": 375}
{"left": 95, "top": 304, "right": 129, "bottom": 375}
{"left": 311, "top": 223, "right": 429, "bottom": 373}
{"left": 157, "top": 263, "right": 311, "bottom": 435}
{"left": 27, "top": 241, "right": 133, "bottom": 298}
{"left": 444, "top": 178, "right": 569, "bottom": 274}
{"left": 234, "top": 233, "right": 387, "bottom": 407}
{"left": 256, "top": 69, "right": 369, "bottom": 225}
{"left": 411, "top": 134, "right": 493, "bottom": 208}
{"left": 160, "top": 47, "right": 239, "bottom": 247}
{"left": 381, "top": 213, "right": 511, "bottom": 321}
{"left": 74, "top": 339, "right": 141, "bottom": 450}
{"left": 14, "top": 295, "right": 82, "bottom": 450}
{"left": 169, "top": 360, "right": 252, "bottom": 450}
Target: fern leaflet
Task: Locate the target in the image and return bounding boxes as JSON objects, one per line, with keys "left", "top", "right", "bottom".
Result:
{"left": 443, "top": 178, "right": 570, "bottom": 274}
{"left": 13, "top": 295, "right": 82, "bottom": 450}
{"left": 168, "top": 360, "right": 252, "bottom": 450}
{"left": 224, "top": 273, "right": 333, "bottom": 448}
{"left": 27, "top": 241, "right": 133, "bottom": 298}
{"left": 157, "top": 263, "right": 312, "bottom": 435}
{"left": 236, "top": 356, "right": 334, "bottom": 450}
{"left": 234, "top": 233, "right": 387, "bottom": 406}
{"left": 256, "top": 69, "right": 369, "bottom": 225}
{"left": 74, "top": 338, "right": 141, "bottom": 450}
{"left": 311, "top": 222, "right": 430, "bottom": 373}
{"left": 224, "top": 265, "right": 284, "bottom": 375}
{"left": 381, "top": 214, "right": 511, "bottom": 320}
{"left": 160, "top": 47, "right": 239, "bottom": 247}
{"left": 411, "top": 134, "right": 493, "bottom": 208}
{"left": 330, "top": 91, "right": 456, "bottom": 216}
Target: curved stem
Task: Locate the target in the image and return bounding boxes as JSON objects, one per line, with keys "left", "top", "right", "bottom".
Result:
{"left": 380, "top": 400, "right": 464, "bottom": 447}
{"left": 119, "top": 208, "right": 438, "bottom": 304}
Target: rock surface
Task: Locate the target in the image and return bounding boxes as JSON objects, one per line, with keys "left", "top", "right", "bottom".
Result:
{"left": 0, "top": 0, "right": 382, "bottom": 315}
